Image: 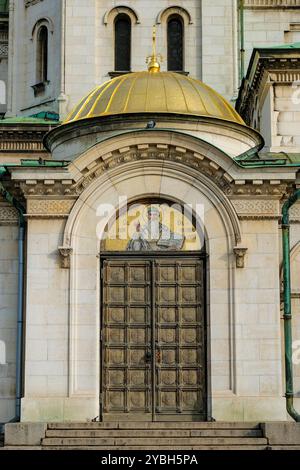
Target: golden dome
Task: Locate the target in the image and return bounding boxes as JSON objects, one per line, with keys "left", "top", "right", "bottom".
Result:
{"left": 65, "top": 71, "right": 245, "bottom": 125}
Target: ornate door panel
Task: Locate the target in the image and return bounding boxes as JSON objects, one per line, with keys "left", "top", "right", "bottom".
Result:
{"left": 101, "top": 257, "right": 206, "bottom": 421}
{"left": 102, "top": 260, "right": 152, "bottom": 421}
{"left": 155, "top": 260, "right": 206, "bottom": 421}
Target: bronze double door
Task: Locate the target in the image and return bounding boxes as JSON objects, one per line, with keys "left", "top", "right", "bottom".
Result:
{"left": 101, "top": 256, "right": 206, "bottom": 421}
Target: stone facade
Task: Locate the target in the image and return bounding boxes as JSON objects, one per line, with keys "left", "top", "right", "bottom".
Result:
{"left": 0, "top": 203, "right": 18, "bottom": 423}
{"left": 1, "top": 0, "right": 300, "bottom": 427}
{"left": 244, "top": 2, "right": 300, "bottom": 69}
{"left": 5, "top": 0, "right": 300, "bottom": 121}
{"left": 236, "top": 46, "right": 300, "bottom": 153}
{"left": 1, "top": 121, "right": 300, "bottom": 423}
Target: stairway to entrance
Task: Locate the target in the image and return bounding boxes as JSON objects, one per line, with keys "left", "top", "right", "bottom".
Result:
{"left": 41, "top": 422, "right": 269, "bottom": 450}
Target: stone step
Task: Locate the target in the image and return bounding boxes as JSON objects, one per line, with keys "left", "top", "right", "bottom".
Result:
{"left": 45, "top": 429, "right": 262, "bottom": 438}
{"left": 1, "top": 447, "right": 42, "bottom": 451}
{"left": 47, "top": 422, "right": 261, "bottom": 430}
{"left": 42, "top": 437, "right": 268, "bottom": 447}
{"left": 41, "top": 445, "right": 268, "bottom": 451}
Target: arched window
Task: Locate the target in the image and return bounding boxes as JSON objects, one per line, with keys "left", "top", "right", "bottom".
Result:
{"left": 167, "top": 15, "right": 184, "bottom": 72}
{"left": 36, "top": 25, "right": 48, "bottom": 83}
{"left": 114, "top": 14, "right": 131, "bottom": 72}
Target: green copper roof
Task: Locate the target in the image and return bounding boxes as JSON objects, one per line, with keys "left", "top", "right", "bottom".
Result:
{"left": 0, "top": 116, "right": 59, "bottom": 125}
{"left": 30, "top": 111, "right": 60, "bottom": 121}
{"left": 235, "top": 151, "right": 300, "bottom": 167}
{"left": 259, "top": 152, "right": 300, "bottom": 163}
{"left": 0, "top": 0, "right": 9, "bottom": 14}
{"left": 265, "top": 42, "right": 300, "bottom": 50}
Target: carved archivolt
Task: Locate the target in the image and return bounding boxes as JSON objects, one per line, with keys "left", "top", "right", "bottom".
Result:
{"left": 62, "top": 160, "right": 243, "bottom": 251}
{"left": 72, "top": 144, "right": 233, "bottom": 196}
{"left": 70, "top": 143, "right": 288, "bottom": 201}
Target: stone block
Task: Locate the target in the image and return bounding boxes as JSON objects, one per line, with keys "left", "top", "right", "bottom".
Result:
{"left": 4, "top": 423, "right": 47, "bottom": 446}
{"left": 262, "top": 422, "right": 300, "bottom": 445}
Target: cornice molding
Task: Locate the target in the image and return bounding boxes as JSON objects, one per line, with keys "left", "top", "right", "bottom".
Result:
{"left": 0, "top": 124, "right": 57, "bottom": 153}
{"left": 244, "top": 0, "right": 300, "bottom": 8}
{"left": 20, "top": 181, "right": 75, "bottom": 198}
{"left": 236, "top": 55, "right": 300, "bottom": 125}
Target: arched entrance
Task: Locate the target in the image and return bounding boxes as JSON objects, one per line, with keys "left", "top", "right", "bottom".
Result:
{"left": 59, "top": 157, "right": 240, "bottom": 424}
{"left": 100, "top": 200, "right": 207, "bottom": 421}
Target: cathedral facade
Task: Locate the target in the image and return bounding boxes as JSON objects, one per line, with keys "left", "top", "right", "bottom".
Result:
{"left": 1, "top": 0, "right": 300, "bottom": 431}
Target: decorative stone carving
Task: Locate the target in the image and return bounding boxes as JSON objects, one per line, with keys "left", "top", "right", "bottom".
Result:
{"left": 234, "top": 247, "right": 248, "bottom": 269}
{"left": 231, "top": 199, "right": 280, "bottom": 220}
{"left": 58, "top": 246, "right": 73, "bottom": 269}
{"left": 27, "top": 199, "right": 75, "bottom": 218}
{"left": 0, "top": 204, "right": 19, "bottom": 225}
{"left": 289, "top": 203, "right": 300, "bottom": 223}
{"left": 70, "top": 144, "right": 288, "bottom": 200}
{"left": 73, "top": 146, "right": 235, "bottom": 196}
{"left": 0, "top": 44, "right": 8, "bottom": 58}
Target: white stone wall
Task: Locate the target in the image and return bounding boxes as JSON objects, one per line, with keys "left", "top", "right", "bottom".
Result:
{"left": 7, "top": 0, "right": 62, "bottom": 117}
{"left": 259, "top": 84, "right": 300, "bottom": 153}
{"left": 22, "top": 219, "right": 70, "bottom": 421}
{"left": 244, "top": 7, "right": 300, "bottom": 69}
{"left": 230, "top": 219, "right": 283, "bottom": 420}
{"left": 0, "top": 224, "right": 18, "bottom": 423}
{"left": 201, "top": 0, "right": 238, "bottom": 101}
{"left": 273, "top": 85, "right": 300, "bottom": 152}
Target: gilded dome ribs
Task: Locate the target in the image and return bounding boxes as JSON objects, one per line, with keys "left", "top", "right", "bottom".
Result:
{"left": 64, "top": 71, "right": 245, "bottom": 126}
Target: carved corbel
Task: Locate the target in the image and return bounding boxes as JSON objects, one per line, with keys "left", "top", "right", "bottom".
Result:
{"left": 58, "top": 246, "right": 73, "bottom": 269}
{"left": 234, "top": 247, "right": 248, "bottom": 268}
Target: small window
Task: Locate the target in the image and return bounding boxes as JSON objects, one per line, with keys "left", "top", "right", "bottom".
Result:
{"left": 167, "top": 16, "right": 184, "bottom": 72}
{"left": 115, "top": 14, "right": 131, "bottom": 72}
{"left": 36, "top": 25, "right": 48, "bottom": 83}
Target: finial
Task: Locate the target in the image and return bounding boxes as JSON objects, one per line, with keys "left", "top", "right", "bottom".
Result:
{"left": 146, "top": 25, "right": 163, "bottom": 73}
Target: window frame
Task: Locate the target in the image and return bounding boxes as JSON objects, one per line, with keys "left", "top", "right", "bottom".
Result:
{"left": 114, "top": 13, "right": 132, "bottom": 73}
{"left": 167, "top": 14, "right": 185, "bottom": 72}
{"left": 36, "top": 24, "right": 48, "bottom": 84}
